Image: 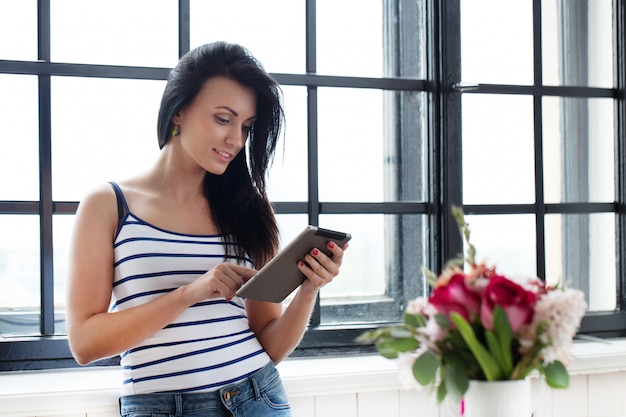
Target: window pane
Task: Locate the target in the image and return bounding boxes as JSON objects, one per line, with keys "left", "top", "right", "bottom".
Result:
{"left": 319, "top": 214, "right": 427, "bottom": 325}
{"left": 50, "top": 0, "right": 178, "bottom": 67}
{"left": 320, "top": 214, "right": 385, "bottom": 299}
{"left": 464, "top": 214, "right": 537, "bottom": 279}
{"left": 0, "top": 215, "right": 40, "bottom": 336}
{"left": 190, "top": 0, "right": 305, "bottom": 74}
{"left": 51, "top": 77, "right": 165, "bottom": 201}
{"left": 0, "top": 0, "right": 37, "bottom": 60}
{"left": 318, "top": 88, "right": 426, "bottom": 202}
{"left": 461, "top": 0, "right": 533, "bottom": 85}
{"left": 543, "top": 97, "right": 614, "bottom": 203}
{"left": 267, "top": 86, "right": 308, "bottom": 202}
{"left": 0, "top": 74, "right": 39, "bottom": 200}
{"left": 542, "top": 0, "right": 613, "bottom": 88}
{"left": 317, "top": 0, "right": 383, "bottom": 77}
{"left": 462, "top": 94, "right": 535, "bottom": 204}
{"left": 318, "top": 88, "right": 383, "bottom": 202}
{"left": 545, "top": 213, "right": 615, "bottom": 312}
{"left": 276, "top": 214, "right": 311, "bottom": 247}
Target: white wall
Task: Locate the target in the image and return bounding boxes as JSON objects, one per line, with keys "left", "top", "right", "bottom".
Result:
{"left": 2, "top": 340, "right": 626, "bottom": 417}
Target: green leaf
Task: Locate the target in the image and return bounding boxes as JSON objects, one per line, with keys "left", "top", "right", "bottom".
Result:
{"left": 444, "top": 365, "right": 469, "bottom": 403}
{"left": 434, "top": 313, "right": 451, "bottom": 329}
{"left": 356, "top": 328, "right": 391, "bottom": 344}
{"left": 489, "top": 306, "right": 514, "bottom": 375}
{"left": 485, "top": 330, "right": 508, "bottom": 374}
{"left": 375, "top": 344, "right": 400, "bottom": 359}
{"left": 389, "top": 327, "right": 414, "bottom": 339}
{"left": 436, "top": 380, "right": 448, "bottom": 404}
{"left": 451, "top": 205, "right": 476, "bottom": 266}
{"left": 413, "top": 351, "right": 440, "bottom": 386}
{"left": 450, "top": 312, "right": 503, "bottom": 381}
{"left": 422, "top": 267, "right": 439, "bottom": 287}
{"left": 543, "top": 360, "right": 570, "bottom": 389}
{"left": 375, "top": 337, "right": 420, "bottom": 359}
{"left": 404, "top": 312, "right": 426, "bottom": 328}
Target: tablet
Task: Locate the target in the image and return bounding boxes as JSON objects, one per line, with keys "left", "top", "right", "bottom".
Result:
{"left": 236, "top": 225, "right": 351, "bottom": 302}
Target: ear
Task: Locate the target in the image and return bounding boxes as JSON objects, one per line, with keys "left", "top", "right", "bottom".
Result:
{"left": 172, "top": 111, "right": 183, "bottom": 126}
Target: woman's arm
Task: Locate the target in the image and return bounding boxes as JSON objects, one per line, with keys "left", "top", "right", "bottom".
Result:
{"left": 246, "top": 241, "right": 347, "bottom": 363}
{"left": 66, "top": 185, "right": 254, "bottom": 365}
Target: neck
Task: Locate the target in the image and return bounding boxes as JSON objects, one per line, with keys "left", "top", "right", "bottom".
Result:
{"left": 147, "top": 141, "right": 207, "bottom": 201}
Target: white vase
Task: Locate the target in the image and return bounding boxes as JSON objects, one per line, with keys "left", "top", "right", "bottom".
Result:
{"left": 462, "top": 379, "right": 532, "bottom": 417}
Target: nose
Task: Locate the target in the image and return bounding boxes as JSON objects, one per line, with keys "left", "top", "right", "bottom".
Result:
{"left": 225, "top": 125, "right": 247, "bottom": 148}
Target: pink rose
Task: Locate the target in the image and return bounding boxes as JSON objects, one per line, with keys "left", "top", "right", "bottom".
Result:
{"left": 480, "top": 275, "right": 536, "bottom": 332}
{"left": 429, "top": 274, "right": 481, "bottom": 322}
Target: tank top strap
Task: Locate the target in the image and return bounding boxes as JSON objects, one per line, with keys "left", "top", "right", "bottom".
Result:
{"left": 108, "top": 181, "right": 129, "bottom": 223}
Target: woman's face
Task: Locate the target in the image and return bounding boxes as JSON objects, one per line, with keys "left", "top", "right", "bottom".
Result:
{"left": 173, "top": 76, "right": 256, "bottom": 175}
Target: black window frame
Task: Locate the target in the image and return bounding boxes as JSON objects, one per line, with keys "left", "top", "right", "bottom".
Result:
{"left": 1, "top": 0, "right": 625, "bottom": 372}
{"left": 447, "top": 0, "right": 626, "bottom": 338}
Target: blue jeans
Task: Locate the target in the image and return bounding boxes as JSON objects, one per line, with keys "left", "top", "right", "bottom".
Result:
{"left": 119, "top": 361, "right": 292, "bottom": 417}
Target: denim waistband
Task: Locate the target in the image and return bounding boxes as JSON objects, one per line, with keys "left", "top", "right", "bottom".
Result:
{"left": 119, "top": 360, "right": 279, "bottom": 416}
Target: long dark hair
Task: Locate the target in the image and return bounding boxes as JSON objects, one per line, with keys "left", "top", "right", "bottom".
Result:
{"left": 157, "top": 41, "right": 282, "bottom": 267}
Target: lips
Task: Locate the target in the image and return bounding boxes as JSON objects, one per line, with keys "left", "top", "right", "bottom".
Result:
{"left": 214, "top": 148, "right": 233, "bottom": 161}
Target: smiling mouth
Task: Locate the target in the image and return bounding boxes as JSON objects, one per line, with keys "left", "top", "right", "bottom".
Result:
{"left": 215, "top": 149, "right": 232, "bottom": 160}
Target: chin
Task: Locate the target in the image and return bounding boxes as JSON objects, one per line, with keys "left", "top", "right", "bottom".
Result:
{"left": 205, "top": 165, "right": 229, "bottom": 176}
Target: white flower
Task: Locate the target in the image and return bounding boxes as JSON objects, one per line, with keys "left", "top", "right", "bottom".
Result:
{"left": 396, "top": 352, "right": 424, "bottom": 390}
{"left": 531, "top": 288, "right": 587, "bottom": 364}
{"left": 420, "top": 315, "right": 446, "bottom": 346}
{"left": 406, "top": 297, "right": 429, "bottom": 315}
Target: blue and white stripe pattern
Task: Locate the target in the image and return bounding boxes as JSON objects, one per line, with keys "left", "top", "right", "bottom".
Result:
{"left": 110, "top": 184, "right": 270, "bottom": 395}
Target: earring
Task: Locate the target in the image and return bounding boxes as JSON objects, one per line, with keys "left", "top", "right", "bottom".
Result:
{"left": 172, "top": 125, "right": 180, "bottom": 136}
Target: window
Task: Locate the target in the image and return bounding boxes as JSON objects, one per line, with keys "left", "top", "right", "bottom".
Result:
{"left": 0, "top": 0, "right": 624, "bottom": 371}
{"left": 454, "top": 0, "right": 623, "bottom": 338}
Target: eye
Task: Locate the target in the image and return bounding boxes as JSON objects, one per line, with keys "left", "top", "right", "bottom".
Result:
{"left": 242, "top": 124, "right": 254, "bottom": 134}
{"left": 215, "top": 115, "right": 229, "bottom": 125}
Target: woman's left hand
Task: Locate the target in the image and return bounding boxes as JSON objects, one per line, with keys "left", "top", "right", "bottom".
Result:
{"left": 297, "top": 240, "right": 348, "bottom": 295}
{"left": 247, "top": 240, "right": 348, "bottom": 363}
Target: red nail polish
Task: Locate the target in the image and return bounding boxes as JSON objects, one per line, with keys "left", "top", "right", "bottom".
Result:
{"left": 312, "top": 249, "right": 319, "bottom": 256}
{"left": 298, "top": 261, "right": 305, "bottom": 267}
{"left": 328, "top": 242, "right": 335, "bottom": 249}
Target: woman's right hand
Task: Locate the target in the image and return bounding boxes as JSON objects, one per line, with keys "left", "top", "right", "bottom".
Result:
{"left": 186, "top": 263, "right": 257, "bottom": 303}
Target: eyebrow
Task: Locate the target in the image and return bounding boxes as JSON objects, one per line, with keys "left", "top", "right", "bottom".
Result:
{"left": 215, "top": 106, "right": 238, "bottom": 116}
{"left": 215, "top": 106, "right": 256, "bottom": 121}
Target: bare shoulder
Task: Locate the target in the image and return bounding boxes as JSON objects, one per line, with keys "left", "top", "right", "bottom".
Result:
{"left": 77, "top": 179, "right": 146, "bottom": 217}
{"left": 73, "top": 183, "right": 120, "bottom": 239}
{"left": 77, "top": 183, "right": 117, "bottom": 214}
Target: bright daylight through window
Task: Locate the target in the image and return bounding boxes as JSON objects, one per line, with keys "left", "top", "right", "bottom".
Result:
{"left": 0, "top": 0, "right": 624, "bottom": 371}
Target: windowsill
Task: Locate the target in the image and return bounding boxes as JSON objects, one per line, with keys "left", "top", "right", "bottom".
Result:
{"left": 2, "top": 338, "right": 626, "bottom": 414}
{"left": 567, "top": 337, "right": 626, "bottom": 374}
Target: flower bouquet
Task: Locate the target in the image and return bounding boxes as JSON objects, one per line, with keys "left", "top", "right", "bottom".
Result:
{"left": 358, "top": 206, "right": 587, "bottom": 403}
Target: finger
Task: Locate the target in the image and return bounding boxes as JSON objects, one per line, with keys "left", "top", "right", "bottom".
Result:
{"left": 208, "top": 265, "right": 245, "bottom": 299}
{"left": 304, "top": 253, "right": 334, "bottom": 282}
{"left": 216, "top": 263, "right": 252, "bottom": 286}
{"left": 308, "top": 248, "right": 339, "bottom": 277}
{"left": 326, "top": 241, "right": 345, "bottom": 264}
{"left": 297, "top": 260, "right": 324, "bottom": 285}
{"left": 228, "top": 263, "right": 258, "bottom": 278}
{"left": 209, "top": 280, "right": 232, "bottom": 299}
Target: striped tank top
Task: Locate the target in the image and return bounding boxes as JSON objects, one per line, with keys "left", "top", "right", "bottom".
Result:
{"left": 109, "top": 182, "right": 271, "bottom": 395}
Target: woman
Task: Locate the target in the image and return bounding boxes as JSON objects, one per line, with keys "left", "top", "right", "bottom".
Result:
{"left": 66, "top": 41, "right": 348, "bottom": 417}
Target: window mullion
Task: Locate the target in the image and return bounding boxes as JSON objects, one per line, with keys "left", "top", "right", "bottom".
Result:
{"left": 178, "top": 0, "right": 190, "bottom": 57}
{"left": 38, "top": 0, "right": 54, "bottom": 336}
{"left": 306, "top": 0, "right": 321, "bottom": 327}
{"left": 532, "top": 0, "right": 547, "bottom": 282}
{"left": 614, "top": 0, "right": 626, "bottom": 311}
{"left": 437, "top": 0, "right": 463, "bottom": 266}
